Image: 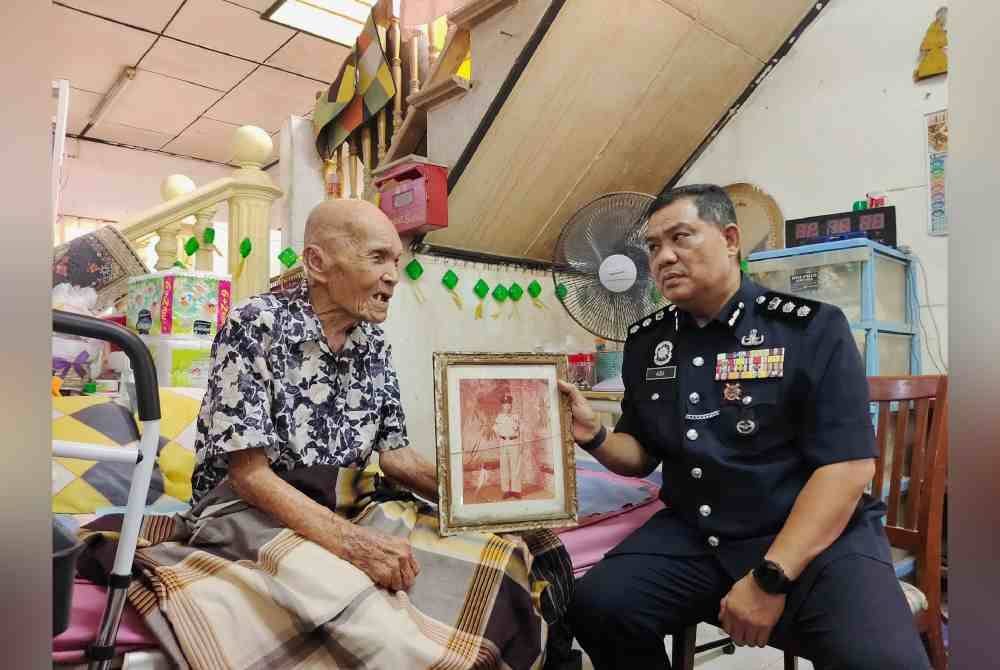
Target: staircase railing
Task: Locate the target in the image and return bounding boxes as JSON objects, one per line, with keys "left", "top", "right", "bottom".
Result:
{"left": 120, "top": 125, "right": 281, "bottom": 304}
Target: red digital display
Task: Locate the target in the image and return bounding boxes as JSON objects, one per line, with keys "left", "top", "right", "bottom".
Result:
{"left": 859, "top": 213, "right": 885, "bottom": 231}
{"left": 826, "top": 217, "right": 851, "bottom": 235}
{"left": 795, "top": 222, "right": 819, "bottom": 239}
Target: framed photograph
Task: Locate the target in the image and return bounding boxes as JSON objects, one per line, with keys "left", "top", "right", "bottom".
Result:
{"left": 433, "top": 352, "right": 578, "bottom": 536}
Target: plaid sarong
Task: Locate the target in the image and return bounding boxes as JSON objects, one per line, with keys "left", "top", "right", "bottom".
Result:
{"left": 77, "top": 466, "right": 573, "bottom": 669}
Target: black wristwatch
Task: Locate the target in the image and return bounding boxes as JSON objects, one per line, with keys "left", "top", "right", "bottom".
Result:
{"left": 752, "top": 560, "right": 794, "bottom": 594}
{"left": 578, "top": 425, "right": 607, "bottom": 452}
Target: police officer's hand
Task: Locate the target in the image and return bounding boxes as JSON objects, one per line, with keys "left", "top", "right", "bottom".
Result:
{"left": 556, "top": 380, "right": 601, "bottom": 443}
{"left": 719, "top": 573, "right": 786, "bottom": 648}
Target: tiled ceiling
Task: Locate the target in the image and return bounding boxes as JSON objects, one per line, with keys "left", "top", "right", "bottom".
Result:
{"left": 51, "top": 0, "right": 352, "bottom": 167}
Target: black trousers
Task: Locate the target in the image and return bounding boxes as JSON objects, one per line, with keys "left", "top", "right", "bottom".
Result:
{"left": 570, "top": 552, "right": 931, "bottom": 670}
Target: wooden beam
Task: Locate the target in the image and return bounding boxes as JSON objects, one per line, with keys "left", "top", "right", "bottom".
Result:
{"left": 407, "top": 75, "right": 472, "bottom": 111}
{"left": 449, "top": 0, "right": 518, "bottom": 30}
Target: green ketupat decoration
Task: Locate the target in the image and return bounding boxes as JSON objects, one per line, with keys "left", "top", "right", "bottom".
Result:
{"left": 473, "top": 279, "right": 489, "bottom": 319}
{"left": 491, "top": 284, "right": 509, "bottom": 319}
{"left": 202, "top": 227, "right": 223, "bottom": 257}
{"left": 184, "top": 236, "right": 200, "bottom": 257}
{"left": 234, "top": 237, "right": 252, "bottom": 279}
{"left": 740, "top": 258, "right": 750, "bottom": 274}
{"left": 278, "top": 247, "right": 299, "bottom": 270}
{"left": 508, "top": 281, "right": 523, "bottom": 319}
{"left": 441, "top": 269, "right": 463, "bottom": 309}
{"left": 528, "top": 279, "right": 547, "bottom": 309}
{"left": 404, "top": 258, "right": 426, "bottom": 303}
{"left": 555, "top": 283, "right": 568, "bottom": 301}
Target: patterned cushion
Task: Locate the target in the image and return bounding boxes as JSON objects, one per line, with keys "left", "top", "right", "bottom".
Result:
{"left": 900, "top": 579, "right": 929, "bottom": 615}
{"left": 52, "top": 388, "right": 204, "bottom": 513}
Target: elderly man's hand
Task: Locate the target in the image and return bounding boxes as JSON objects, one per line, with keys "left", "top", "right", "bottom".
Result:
{"left": 340, "top": 525, "right": 420, "bottom": 592}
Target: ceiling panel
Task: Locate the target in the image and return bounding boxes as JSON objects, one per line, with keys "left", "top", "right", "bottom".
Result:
{"left": 162, "top": 117, "right": 263, "bottom": 164}
{"left": 88, "top": 121, "right": 175, "bottom": 150}
{"left": 166, "top": 0, "right": 296, "bottom": 63}
{"left": 51, "top": 5, "right": 156, "bottom": 93}
{"left": 204, "top": 66, "right": 323, "bottom": 132}
{"left": 226, "top": 0, "right": 277, "bottom": 12}
{"left": 106, "top": 69, "right": 223, "bottom": 136}
{"left": 266, "top": 32, "right": 350, "bottom": 84}
{"left": 139, "top": 37, "right": 257, "bottom": 91}
{"left": 60, "top": 0, "right": 185, "bottom": 32}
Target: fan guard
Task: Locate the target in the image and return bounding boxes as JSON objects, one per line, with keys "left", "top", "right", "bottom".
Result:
{"left": 552, "top": 192, "right": 665, "bottom": 342}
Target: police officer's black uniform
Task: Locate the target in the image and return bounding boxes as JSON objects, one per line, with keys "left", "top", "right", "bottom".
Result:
{"left": 570, "top": 277, "right": 931, "bottom": 669}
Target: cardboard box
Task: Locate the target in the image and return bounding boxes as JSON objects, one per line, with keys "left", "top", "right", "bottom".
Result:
{"left": 127, "top": 270, "right": 231, "bottom": 338}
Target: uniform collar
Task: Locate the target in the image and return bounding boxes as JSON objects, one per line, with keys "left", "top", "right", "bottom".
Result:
{"left": 674, "top": 276, "right": 766, "bottom": 337}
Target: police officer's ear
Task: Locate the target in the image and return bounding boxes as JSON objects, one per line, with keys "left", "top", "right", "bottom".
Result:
{"left": 722, "top": 223, "right": 741, "bottom": 260}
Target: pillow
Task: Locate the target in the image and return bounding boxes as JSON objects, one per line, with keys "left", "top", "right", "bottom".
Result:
{"left": 52, "top": 388, "right": 204, "bottom": 513}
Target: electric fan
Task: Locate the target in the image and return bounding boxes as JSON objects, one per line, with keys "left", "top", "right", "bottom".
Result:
{"left": 552, "top": 192, "right": 664, "bottom": 342}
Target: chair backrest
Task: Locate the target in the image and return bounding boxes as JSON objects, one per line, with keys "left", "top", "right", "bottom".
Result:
{"left": 867, "top": 375, "right": 948, "bottom": 605}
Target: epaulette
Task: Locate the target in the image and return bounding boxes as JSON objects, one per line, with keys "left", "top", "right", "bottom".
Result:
{"left": 753, "top": 291, "right": 821, "bottom": 326}
{"left": 626, "top": 304, "right": 674, "bottom": 337}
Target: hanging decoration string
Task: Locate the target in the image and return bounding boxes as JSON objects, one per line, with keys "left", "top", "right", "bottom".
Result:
{"left": 441, "top": 269, "right": 463, "bottom": 310}
{"left": 473, "top": 279, "right": 489, "bottom": 319}
{"left": 404, "top": 258, "right": 427, "bottom": 303}
{"left": 508, "top": 281, "right": 523, "bottom": 320}
{"left": 491, "top": 284, "right": 508, "bottom": 319}
{"left": 203, "top": 227, "right": 223, "bottom": 257}
{"left": 528, "top": 279, "right": 547, "bottom": 309}
{"left": 234, "top": 237, "right": 252, "bottom": 280}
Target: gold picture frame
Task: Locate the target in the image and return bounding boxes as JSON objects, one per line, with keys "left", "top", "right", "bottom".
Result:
{"left": 433, "top": 352, "right": 578, "bottom": 536}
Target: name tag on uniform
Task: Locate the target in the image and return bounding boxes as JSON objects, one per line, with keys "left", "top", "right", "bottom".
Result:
{"left": 646, "top": 366, "right": 677, "bottom": 381}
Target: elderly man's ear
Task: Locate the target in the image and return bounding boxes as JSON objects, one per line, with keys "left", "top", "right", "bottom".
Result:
{"left": 303, "top": 244, "right": 330, "bottom": 284}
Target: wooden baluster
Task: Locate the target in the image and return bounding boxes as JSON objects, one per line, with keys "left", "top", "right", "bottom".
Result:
{"left": 429, "top": 19, "right": 443, "bottom": 70}
{"left": 349, "top": 136, "right": 360, "bottom": 199}
{"left": 391, "top": 15, "right": 403, "bottom": 129}
{"left": 377, "top": 109, "right": 387, "bottom": 163}
{"left": 409, "top": 30, "right": 421, "bottom": 96}
{"left": 193, "top": 206, "right": 218, "bottom": 271}
{"left": 337, "top": 143, "right": 347, "bottom": 198}
{"left": 178, "top": 216, "right": 195, "bottom": 266}
{"left": 362, "top": 125, "right": 374, "bottom": 201}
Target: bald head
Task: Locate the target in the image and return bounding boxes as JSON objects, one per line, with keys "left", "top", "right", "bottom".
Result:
{"left": 304, "top": 198, "right": 393, "bottom": 253}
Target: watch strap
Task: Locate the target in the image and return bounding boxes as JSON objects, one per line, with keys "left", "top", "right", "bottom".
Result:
{"left": 578, "top": 425, "right": 607, "bottom": 452}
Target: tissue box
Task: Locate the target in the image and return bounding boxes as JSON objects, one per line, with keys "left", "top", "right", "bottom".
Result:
{"left": 127, "top": 270, "right": 231, "bottom": 338}
{"left": 142, "top": 336, "right": 214, "bottom": 388}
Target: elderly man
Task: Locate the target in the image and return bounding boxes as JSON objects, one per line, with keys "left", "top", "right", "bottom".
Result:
{"left": 191, "top": 199, "right": 575, "bottom": 669}
{"left": 559, "top": 185, "right": 930, "bottom": 669}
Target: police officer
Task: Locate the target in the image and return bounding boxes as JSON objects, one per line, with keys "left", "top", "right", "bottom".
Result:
{"left": 558, "top": 185, "right": 930, "bottom": 669}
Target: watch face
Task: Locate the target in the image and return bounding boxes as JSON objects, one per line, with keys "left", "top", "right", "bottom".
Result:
{"left": 755, "top": 562, "right": 785, "bottom": 593}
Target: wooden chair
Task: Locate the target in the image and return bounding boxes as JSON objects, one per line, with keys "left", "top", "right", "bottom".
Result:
{"left": 672, "top": 375, "right": 949, "bottom": 670}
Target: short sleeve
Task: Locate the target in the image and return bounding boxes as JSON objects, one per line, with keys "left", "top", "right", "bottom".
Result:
{"left": 196, "top": 317, "right": 278, "bottom": 464}
{"left": 799, "top": 307, "right": 876, "bottom": 467}
{"left": 374, "top": 344, "right": 409, "bottom": 453}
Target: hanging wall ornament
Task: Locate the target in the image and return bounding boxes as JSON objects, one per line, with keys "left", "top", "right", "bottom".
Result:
{"left": 234, "top": 237, "right": 252, "bottom": 279}
{"left": 555, "top": 282, "right": 568, "bottom": 301}
{"left": 202, "top": 227, "right": 223, "bottom": 257}
{"left": 491, "top": 283, "right": 509, "bottom": 319}
{"left": 404, "top": 258, "right": 427, "bottom": 303}
{"left": 473, "top": 279, "right": 489, "bottom": 319}
{"left": 278, "top": 247, "right": 300, "bottom": 271}
{"left": 527, "top": 279, "right": 547, "bottom": 309}
{"left": 441, "top": 269, "right": 463, "bottom": 310}
{"left": 508, "top": 281, "right": 524, "bottom": 320}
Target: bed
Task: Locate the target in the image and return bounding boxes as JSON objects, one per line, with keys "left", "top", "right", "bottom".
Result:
{"left": 53, "top": 381, "right": 662, "bottom": 669}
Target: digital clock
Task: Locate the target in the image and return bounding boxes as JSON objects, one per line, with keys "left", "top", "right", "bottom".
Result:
{"left": 785, "top": 206, "right": 896, "bottom": 248}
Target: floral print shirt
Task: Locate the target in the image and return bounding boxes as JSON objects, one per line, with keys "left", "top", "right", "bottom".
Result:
{"left": 191, "top": 281, "right": 408, "bottom": 502}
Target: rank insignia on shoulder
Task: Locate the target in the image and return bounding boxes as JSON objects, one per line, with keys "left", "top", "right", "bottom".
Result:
{"left": 755, "top": 292, "right": 820, "bottom": 327}
{"left": 627, "top": 308, "right": 670, "bottom": 338}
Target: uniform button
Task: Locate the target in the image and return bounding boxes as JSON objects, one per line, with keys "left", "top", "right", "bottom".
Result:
{"left": 651, "top": 393, "right": 660, "bottom": 400}
{"left": 742, "top": 395, "right": 752, "bottom": 406}
{"left": 693, "top": 356, "right": 705, "bottom": 367}
{"left": 699, "top": 504, "right": 712, "bottom": 517}
{"left": 707, "top": 536, "right": 720, "bottom": 548}
{"left": 688, "top": 392, "right": 700, "bottom": 404}
{"left": 686, "top": 429, "right": 699, "bottom": 441}
{"left": 691, "top": 467, "right": 703, "bottom": 479}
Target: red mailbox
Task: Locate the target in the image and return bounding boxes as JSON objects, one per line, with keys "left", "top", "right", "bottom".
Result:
{"left": 373, "top": 155, "right": 449, "bottom": 235}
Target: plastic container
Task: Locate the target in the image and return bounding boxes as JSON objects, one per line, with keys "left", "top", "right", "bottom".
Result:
{"left": 53, "top": 521, "right": 85, "bottom": 635}
{"left": 568, "top": 353, "right": 596, "bottom": 389}
{"left": 596, "top": 351, "right": 624, "bottom": 384}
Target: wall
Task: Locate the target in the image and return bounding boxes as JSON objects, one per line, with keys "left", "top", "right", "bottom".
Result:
{"left": 680, "top": 0, "right": 949, "bottom": 373}
{"left": 381, "top": 253, "right": 596, "bottom": 462}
